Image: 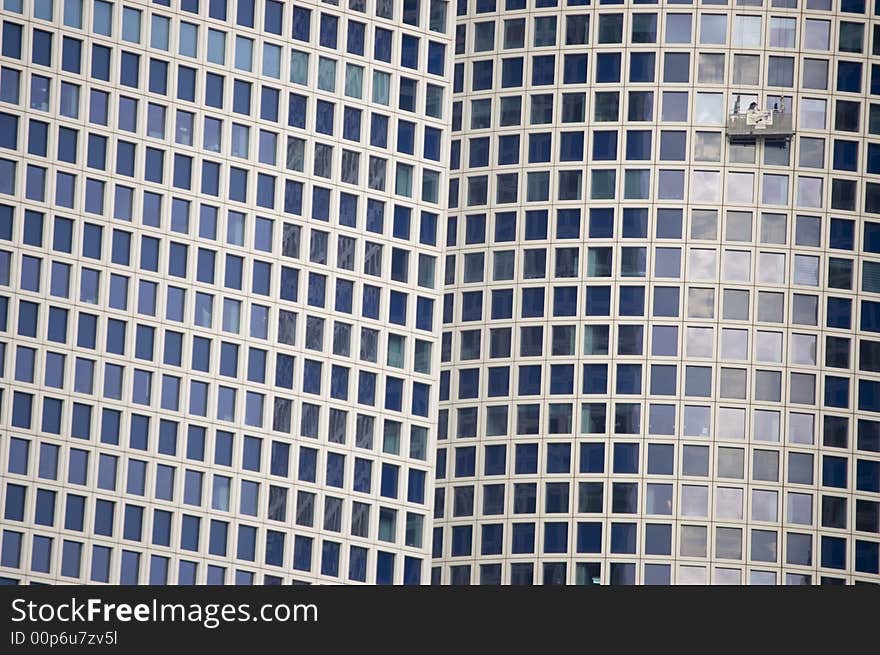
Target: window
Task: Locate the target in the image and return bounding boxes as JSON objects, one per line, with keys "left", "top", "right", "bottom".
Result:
{"left": 698, "top": 15, "right": 727, "bottom": 46}
{"left": 768, "top": 57, "right": 794, "bottom": 87}
{"left": 697, "top": 54, "right": 724, "bottom": 85}
{"left": 769, "top": 17, "right": 796, "bottom": 48}
{"left": 805, "top": 19, "right": 830, "bottom": 50}
{"left": 666, "top": 13, "right": 692, "bottom": 44}
{"left": 803, "top": 58, "right": 828, "bottom": 90}
{"left": 733, "top": 15, "right": 762, "bottom": 47}
{"left": 632, "top": 14, "right": 657, "bottom": 43}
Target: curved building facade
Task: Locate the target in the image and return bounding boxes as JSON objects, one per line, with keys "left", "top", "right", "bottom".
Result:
{"left": 1, "top": 0, "right": 880, "bottom": 587}
{"left": 0, "top": 0, "right": 451, "bottom": 585}
{"left": 433, "top": 0, "right": 880, "bottom": 584}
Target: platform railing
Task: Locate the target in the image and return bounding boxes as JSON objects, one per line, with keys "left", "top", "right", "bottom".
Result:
{"left": 726, "top": 109, "right": 793, "bottom": 140}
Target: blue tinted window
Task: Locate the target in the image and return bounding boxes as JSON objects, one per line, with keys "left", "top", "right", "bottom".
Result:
{"left": 577, "top": 522, "right": 602, "bottom": 553}
{"left": 1, "top": 23, "right": 22, "bottom": 59}
{"left": 511, "top": 523, "right": 535, "bottom": 554}
{"left": 493, "top": 133, "right": 520, "bottom": 165}
{"left": 860, "top": 379, "right": 880, "bottom": 412}
{"left": 837, "top": 61, "right": 862, "bottom": 93}
{"left": 291, "top": 6, "right": 310, "bottom": 40}
{"left": 596, "top": 53, "right": 622, "bottom": 83}
{"left": 401, "top": 34, "right": 420, "bottom": 70}
{"left": 823, "top": 455, "right": 849, "bottom": 488}
{"left": 347, "top": 457, "right": 371, "bottom": 494}
{"left": 593, "top": 131, "right": 618, "bottom": 160}
{"left": 524, "top": 211, "right": 547, "bottom": 240}
{"left": 629, "top": 52, "right": 655, "bottom": 82}
{"left": 856, "top": 540, "right": 879, "bottom": 574}
{"left": 826, "top": 219, "right": 854, "bottom": 253}
{"left": 590, "top": 208, "right": 614, "bottom": 237}
{"left": 868, "top": 145, "right": 880, "bottom": 175}
{"left": 492, "top": 212, "right": 515, "bottom": 241}
{"left": 120, "top": 52, "right": 139, "bottom": 87}
{"left": 585, "top": 286, "right": 611, "bottom": 316}
{"left": 528, "top": 133, "right": 552, "bottom": 163}
{"left": 532, "top": 55, "right": 555, "bottom": 85}
{"left": 520, "top": 288, "right": 544, "bottom": 318}
{"left": 833, "top": 140, "right": 859, "bottom": 172}
{"left": 583, "top": 364, "right": 608, "bottom": 394}
{"left": 626, "top": 130, "right": 652, "bottom": 159}
{"left": 564, "top": 54, "right": 588, "bottom": 84}
{"left": 559, "top": 131, "right": 584, "bottom": 161}
{"left": 821, "top": 536, "right": 847, "bottom": 570}
{"left": 380, "top": 463, "right": 399, "bottom": 498}
{"left": 619, "top": 286, "right": 645, "bottom": 316}
{"left": 515, "top": 444, "right": 539, "bottom": 474}
{"left": 374, "top": 28, "right": 392, "bottom": 62}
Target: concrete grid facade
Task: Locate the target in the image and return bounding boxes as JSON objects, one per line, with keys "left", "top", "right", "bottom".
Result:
{"left": 434, "top": 0, "right": 880, "bottom": 584}
{"left": 1, "top": 0, "right": 880, "bottom": 586}
{"left": 0, "top": 0, "right": 451, "bottom": 585}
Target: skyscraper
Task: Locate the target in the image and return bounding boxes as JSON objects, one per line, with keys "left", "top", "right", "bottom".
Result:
{"left": 0, "top": 0, "right": 451, "bottom": 585}
{"left": 433, "top": 0, "right": 880, "bottom": 584}
{"left": 1, "top": 0, "right": 879, "bottom": 587}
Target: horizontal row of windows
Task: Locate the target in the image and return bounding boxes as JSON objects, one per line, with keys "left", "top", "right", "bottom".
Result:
{"left": 4, "top": 22, "right": 448, "bottom": 93}
{"left": 0, "top": 33, "right": 449, "bottom": 121}
{"left": 12, "top": 0, "right": 447, "bottom": 35}
{"left": 442, "top": 284, "right": 872, "bottom": 325}
{"left": 455, "top": 53, "right": 879, "bottom": 95}
{"left": 451, "top": 131, "right": 880, "bottom": 172}
{"left": 3, "top": 409, "right": 430, "bottom": 462}
{"left": 440, "top": 362, "right": 879, "bottom": 408}
{"left": 0, "top": 159, "right": 440, "bottom": 213}
{"left": 453, "top": 93, "right": 871, "bottom": 132}
{"left": 0, "top": 200, "right": 438, "bottom": 256}
{"left": 454, "top": 0, "right": 871, "bottom": 11}
{"left": 0, "top": 528, "right": 421, "bottom": 584}
{"left": 435, "top": 400, "right": 880, "bottom": 438}
{"left": 2, "top": 260, "right": 436, "bottom": 332}
{"left": 445, "top": 322, "right": 868, "bottom": 374}
{"left": 445, "top": 208, "right": 878, "bottom": 249}
{"left": 432, "top": 561, "right": 867, "bottom": 586}
{"left": 3, "top": 361, "right": 432, "bottom": 427}
{"left": 435, "top": 440, "right": 880, "bottom": 477}
{"left": 25, "top": 1, "right": 447, "bottom": 63}
{"left": 440, "top": 248, "right": 876, "bottom": 293}
{"left": 456, "top": 12, "right": 880, "bottom": 53}
{"left": 0, "top": 71, "right": 445, "bottom": 154}
{"left": 435, "top": 502, "right": 879, "bottom": 542}
{"left": 450, "top": 168, "right": 880, "bottom": 212}
{"left": 460, "top": 0, "right": 870, "bottom": 12}
{"left": 432, "top": 522, "right": 880, "bottom": 573}
{"left": 11, "top": 246, "right": 877, "bottom": 304}
{"left": 0, "top": 245, "right": 435, "bottom": 297}
{"left": 435, "top": 493, "right": 878, "bottom": 543}
{"left": 1, "top": 281, "right": 434, "bottom": 359}
{"left": 12, "top": 0, "right": 875, "bottom": 36}
{"left": 0, "top": 112, "right": 445, "bottom": 171}
{"left": 441, "top": 324, "right": 873, "bottom": 370}
{"left": 3, "top": 453, "right": 427, "bottom": 515}
{"left": 0, "top": 232, "right": 438, "bottom": 304}
{"left": 3, "top": 314, "right": 434, "bottom": 385}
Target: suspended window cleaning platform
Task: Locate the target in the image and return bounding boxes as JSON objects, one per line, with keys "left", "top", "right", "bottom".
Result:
{"left": 727, "top": 98, "right": 794, "bottom": 142}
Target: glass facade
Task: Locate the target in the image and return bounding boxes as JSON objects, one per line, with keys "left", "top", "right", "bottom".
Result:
{"left": 434, "top": 0, "right": 880, "bottom": 585}
{"left": 0, "top": 0, "right": 450, "bottom": 585}
{"left": 0, "top": 0, "right": 879, "bottom": 586}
